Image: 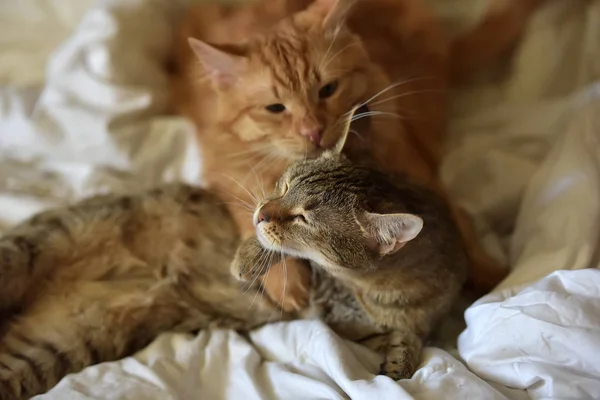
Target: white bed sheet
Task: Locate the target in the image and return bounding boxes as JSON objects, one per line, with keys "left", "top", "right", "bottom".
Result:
{"left": 0, "top": 0, "right": 599, "bottom": 399}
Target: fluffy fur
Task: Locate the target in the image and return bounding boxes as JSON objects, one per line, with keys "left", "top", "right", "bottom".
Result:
{"left": 0, "top": 185, "right": 289, "bottom": 399}
{"left": 231, "top": 112, "right": 467, "bottom": 379}
{"left": 170, "top": 0, "right": 547, "bottom": 306}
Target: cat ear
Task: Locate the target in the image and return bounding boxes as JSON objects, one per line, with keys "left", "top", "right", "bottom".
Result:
{"left": 188, "top": 38, "right": 247, "bottom": 89}
{"left": 328, "top": 104, "right": 357, "bottom": 155}
{"left": 315, "top": 0, "right": 357, "bottom": 35}
{"left": 361, "top": 212, "right": 423, "bottom": 256}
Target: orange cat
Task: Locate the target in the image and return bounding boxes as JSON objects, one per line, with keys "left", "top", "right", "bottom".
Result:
{"left": 170, "top": 0, "right": 545, "bottom": 309}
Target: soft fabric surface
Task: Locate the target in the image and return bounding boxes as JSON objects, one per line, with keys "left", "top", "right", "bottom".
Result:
{"left": 0, "top": 0, "right": 599, "bottom": 398}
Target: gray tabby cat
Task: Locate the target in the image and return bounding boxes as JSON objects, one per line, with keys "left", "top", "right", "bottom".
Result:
{"left": 231, "top": 110, "right": 468, "bottom": 379}
{"left": 0, "top": 186, "right": 290, "bottom": 399}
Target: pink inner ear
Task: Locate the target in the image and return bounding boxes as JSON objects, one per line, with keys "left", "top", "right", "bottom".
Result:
{"left": 188, "top": 38, "right": 246, "bottom": 88}
{"left": 361, "top": 211, "right": 423, "bottom": 256}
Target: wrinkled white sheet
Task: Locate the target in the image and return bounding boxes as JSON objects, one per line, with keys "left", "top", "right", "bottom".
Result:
{"left": 0, "top": 0, "right": 599, "bottom": 399}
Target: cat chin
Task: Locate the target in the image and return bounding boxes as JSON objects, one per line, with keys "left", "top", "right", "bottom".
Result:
{"left": 279, "top": 246, "right": 339, "bottom": 273}
{"left": 256, "top": 231, "right": 278, "bottom": 250}
{"left": 255, "top": 232, "right": 320, "bottom": 263}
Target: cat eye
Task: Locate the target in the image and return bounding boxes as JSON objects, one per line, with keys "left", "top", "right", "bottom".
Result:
{"left": 319, "top": 80, "right": 338, "bottom": 99}
{"left": 265, "top": 103, "right": 286, "bottom": 113}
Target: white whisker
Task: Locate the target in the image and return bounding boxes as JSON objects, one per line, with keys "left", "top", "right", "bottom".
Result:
{"left": 243, "top": 249, "right": 265, "bottom": 294}
{"left": 219, "top": 201, "right": 255, "bottom": 212}
{"left": 223, "top": 175, "right": 259, "bottom": 204}
{"left": 247, "top": 249, "right": 270, "bottom": 298}
{"left": 351, "top": 111, "right": 405, "bottom": 122}
{"left": 357, "top": 77, "right": 435, "bottom": 109}
{"left": 369, "top": 89, "right": 445, "bottom": 108}
{"left": 218, "top": 187, "right": 258, "bottom": 210}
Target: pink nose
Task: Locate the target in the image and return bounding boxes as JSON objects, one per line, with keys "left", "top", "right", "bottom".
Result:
{"left": 300, "top": 126, "right": 324, "bottom": 146}
{"left": 257, "top": 208, "right": 270, "bottom": 223}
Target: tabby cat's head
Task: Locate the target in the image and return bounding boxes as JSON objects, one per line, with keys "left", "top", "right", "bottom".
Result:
{"left": 251, "top": 110, "right": 423, "bottom": 273}
{"left": 189, "top": 0, "right": 385, "bottom": 159}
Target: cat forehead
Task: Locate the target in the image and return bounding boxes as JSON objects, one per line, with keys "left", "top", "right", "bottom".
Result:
{"left": 287, "top": 156, "right": 343, "bottom": 178}
{"left": 250, "top": 37, "right": 322, "bottom": 91}
{"left": 285, "top": 159, "right": 365, "bottom": 199}
{"left": 248, "top": 30, "right": 356, "bottom": 90}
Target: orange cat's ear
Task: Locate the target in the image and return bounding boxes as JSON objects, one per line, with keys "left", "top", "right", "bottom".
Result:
{"left": 188, "top": 38, "right": 247, "bottom": 89}
{"left": 328, "top": 104, "right": 358, "bottom": 155}
{"left": 314, "top": 0, "right": 356, "bottom": 35}
{"left": 360, "top": 212, "right": 423, "bottom": 256}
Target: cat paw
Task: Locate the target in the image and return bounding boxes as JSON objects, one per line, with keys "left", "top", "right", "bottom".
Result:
{"left": 230, "top": 255, "right": 251, "bottom": 281}
{"left": 230, "top": 237, "right": 269, "bottom": 281}
{"left": 378, "top": 359, "right": 415, "bottom": 381}
{"left": 230, "top": 253, "right": 248, "bottom": 281}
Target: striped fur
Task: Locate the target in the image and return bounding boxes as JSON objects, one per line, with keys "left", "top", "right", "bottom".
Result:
{"left": 0, "top": 184, "right": 289, "bottom": 399}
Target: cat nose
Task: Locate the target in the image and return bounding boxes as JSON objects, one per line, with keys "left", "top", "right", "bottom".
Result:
{"left": 257, "top": 208, "right": 271, "bottom": 223}
{"left": 300, "top": 126, "right": 324, "bottom": 146}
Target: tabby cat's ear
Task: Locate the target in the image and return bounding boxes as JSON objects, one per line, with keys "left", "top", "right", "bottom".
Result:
{"left": 315, "top": 0, "right": 357, "bottom": 35}
{"left": 328, "top": 104, "right": 357, "bottom": 155}
{"left": 188, "top": 38, "right": 247, "bottom": 89}
{"left": 361, "top": 212, "right": 423, "bottom": 256}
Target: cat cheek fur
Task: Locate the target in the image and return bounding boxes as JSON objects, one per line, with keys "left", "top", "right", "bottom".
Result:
{"left": 239, "top": 109, "right": 311, "bottom": 158}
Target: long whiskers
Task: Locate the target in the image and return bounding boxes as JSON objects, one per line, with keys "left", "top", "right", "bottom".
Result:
{"left": 242, "top": 248, "right": 265, "bottom": 294}
{"left": 223, "top": 174, "right": 260, "bottom": 205}
{"left": 218, "top": 185, "right": 259, "bottom": 211}
{"left": 350, "top": 110, "right": 405, "bottom": 122}
{"left": 330, "top": 78, "right": 442, "bottom": 136}
{"left": 368, "top": 89, "right": 446, "bottom": 108}
{"left": 219, "top": 201, "right": 255, "bottom": 213}
{"left": 245, "top": 248, "right": 272, "bottom": 296}
{"left": 249, "top": 251, "right": 277, "bottom": 309}
{"left": 250, "top": 167, "right": 267, "bottom": 200}
{"left": 356, "top": 77, "right": 436, "bottom": 109}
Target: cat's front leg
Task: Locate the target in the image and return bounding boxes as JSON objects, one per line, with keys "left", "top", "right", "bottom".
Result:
{"left": 231, "top": 236, "right": 276, "bottom": 281}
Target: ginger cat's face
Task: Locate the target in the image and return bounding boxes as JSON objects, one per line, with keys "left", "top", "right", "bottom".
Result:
{"left": 190, "top": 0, "right": 385, "bottom": 160}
